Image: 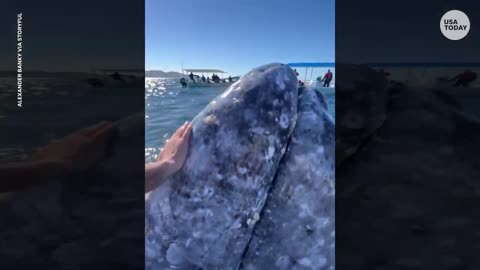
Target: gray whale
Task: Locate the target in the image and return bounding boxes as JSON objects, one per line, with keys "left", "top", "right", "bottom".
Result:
{"left": 240, "top": 87, "right": 335, "bottom": 270}
{"left": 145, "top": 63, "right": 299, "bottom": 269}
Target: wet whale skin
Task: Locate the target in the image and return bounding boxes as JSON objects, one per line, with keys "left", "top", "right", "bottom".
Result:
{"left": 240, "top": 87, "right": 335, "bottom": 270}
{"left": 145, "top": 63, "right": 298, "bottom": 270}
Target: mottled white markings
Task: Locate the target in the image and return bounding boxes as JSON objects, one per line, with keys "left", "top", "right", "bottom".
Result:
{"left": 146, "top": 64, "right": 299, "bottom": 270}
{"left": 238, "top": 167, "right": 248, "bottom": 175}
{"left": 250, "top": 127, "right": 265, "bottom": 135}
{"left": 204, "top": 114, "right": 218, "bottom": 125}
{"left": 276, "top": 72, "right": 286, "bottom": 90}
{"left": 279, "top": 113, "right": 289, "bottom": 129}
{"left": 166, "top": 243, "right": 184, "bottom": 265}
{"left": 266, "top": 146, "right": 274, "bottom": 160}
{"left": 221, "top": 80, "right": 240, "bottom": 98}
{"left": 298, "top": 258, "right": 313, "bottom": 267}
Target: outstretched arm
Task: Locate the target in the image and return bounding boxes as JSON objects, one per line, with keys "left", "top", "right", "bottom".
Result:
{"left": 0, "top": 121, "right": 117, "bottom": 192}
{"left": 145, "top": 121, "right": 192, "bottom": 193}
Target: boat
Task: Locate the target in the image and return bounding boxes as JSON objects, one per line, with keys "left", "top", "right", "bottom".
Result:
{"left": 287, "top": 62, "right": 335, "bottom": 95}
{"left": 87, "top": 68, "right": 144, "bottom": 88}
{"left": 181, "top": 68, "right": 239, "bottom": 88}
{"left": 367, "top": 62, "right": 480, "bottom": 88}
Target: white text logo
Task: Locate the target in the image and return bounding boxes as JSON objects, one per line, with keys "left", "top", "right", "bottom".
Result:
{"left": 440, "top": 10, "right": 470, "bottom": 40}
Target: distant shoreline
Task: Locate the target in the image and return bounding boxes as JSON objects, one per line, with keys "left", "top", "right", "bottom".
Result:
{"left": 145, "top": 70, "right": 183, "bottom": 78}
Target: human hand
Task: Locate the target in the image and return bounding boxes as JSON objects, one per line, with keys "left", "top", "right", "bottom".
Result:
{"left": 32, "top": 121, "right": 118, "bottom": 173}
{"left": 144, "top": 121, "right": 192, "bottom": 193}
{"left": 157, "top": 121, "right": 192, "bottom": 175}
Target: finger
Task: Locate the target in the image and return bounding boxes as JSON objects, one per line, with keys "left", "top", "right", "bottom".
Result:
{"left": 91, "top": 123, "right": 118, "bottom": 145}
{"left": 179, "top": 121, "right": 191, "bottom": 137}
{"left": 182, "top": 123, "right": 192, "bottom": 139}
{"left": 178, "top": 125, "right": 192, "bottom": 152}
{"left": 76, "top": 121, "right": 110, "bottom": 137}
{"left": 173, "top": 121, "right": 188, "bottom": 138}
{"left": 173, "top": 122, "right": 187, "bottom": 136}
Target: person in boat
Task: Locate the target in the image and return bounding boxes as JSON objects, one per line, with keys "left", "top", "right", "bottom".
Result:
{"left": 228, "top": 76, "right": 232, "bottom": 82}
{"left": 110, "top": 72, "right": 126, "bottom": 83}
{"left": 294, "top": 69, "right": 299, "bottom": 77}
{"left": 179, "top": 77, "right": 187, "bottom": 88}
{"left": 453, "top": 69, "right": 477, "bottom": 87}
{"left": 299, "top": 80, "right": 305, "bottom": 87}
{"left": 201, "top": 75, "right": 206, "bottom": 82}
{"left": 189, "top": 72, "right": 196, "bottom": 83}
{"left": 379, "top": 69, "right": 391, "bottom": 77}
{"left": 323, "top": 69, "right": 333, "bottom": 87}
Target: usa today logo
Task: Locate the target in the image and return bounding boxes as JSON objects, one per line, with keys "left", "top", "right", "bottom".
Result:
{"left": 440, "top": 10, "right": 470, "bottom": 40}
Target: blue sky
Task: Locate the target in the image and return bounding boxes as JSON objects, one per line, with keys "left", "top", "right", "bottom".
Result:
{"left": 146, "top": 0, "right": 335, "bottom": 76}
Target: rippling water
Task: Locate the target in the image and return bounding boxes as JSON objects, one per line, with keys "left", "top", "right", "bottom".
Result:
{"left": 0, "top": 77, "right": 141, "bottom": 162}
{"left": 145, "top": 78, "right": 335, "bottom": 162}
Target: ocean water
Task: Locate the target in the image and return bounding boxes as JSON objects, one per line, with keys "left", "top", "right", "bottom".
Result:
{"left": 0, "top": 77, "right": 141, "bottom": 162}
{"left": 145, "top": 78, "right": 335, "bottom": 162}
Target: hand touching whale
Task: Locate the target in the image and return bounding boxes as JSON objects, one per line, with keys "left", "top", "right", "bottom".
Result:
{"left": 145, "top": 121, "right": 193, "bottom": 193}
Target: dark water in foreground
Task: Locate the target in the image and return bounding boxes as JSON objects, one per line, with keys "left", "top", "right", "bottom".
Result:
{"left": 0, "top": 77, "right": 140, "bottom": 162}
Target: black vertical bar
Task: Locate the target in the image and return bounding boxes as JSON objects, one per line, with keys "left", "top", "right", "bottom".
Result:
{"left": 0, "top": 0, "right": 145, "bottom": 269}
{"left": 336, "top": 0, "right": 480, "bottom": 269}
